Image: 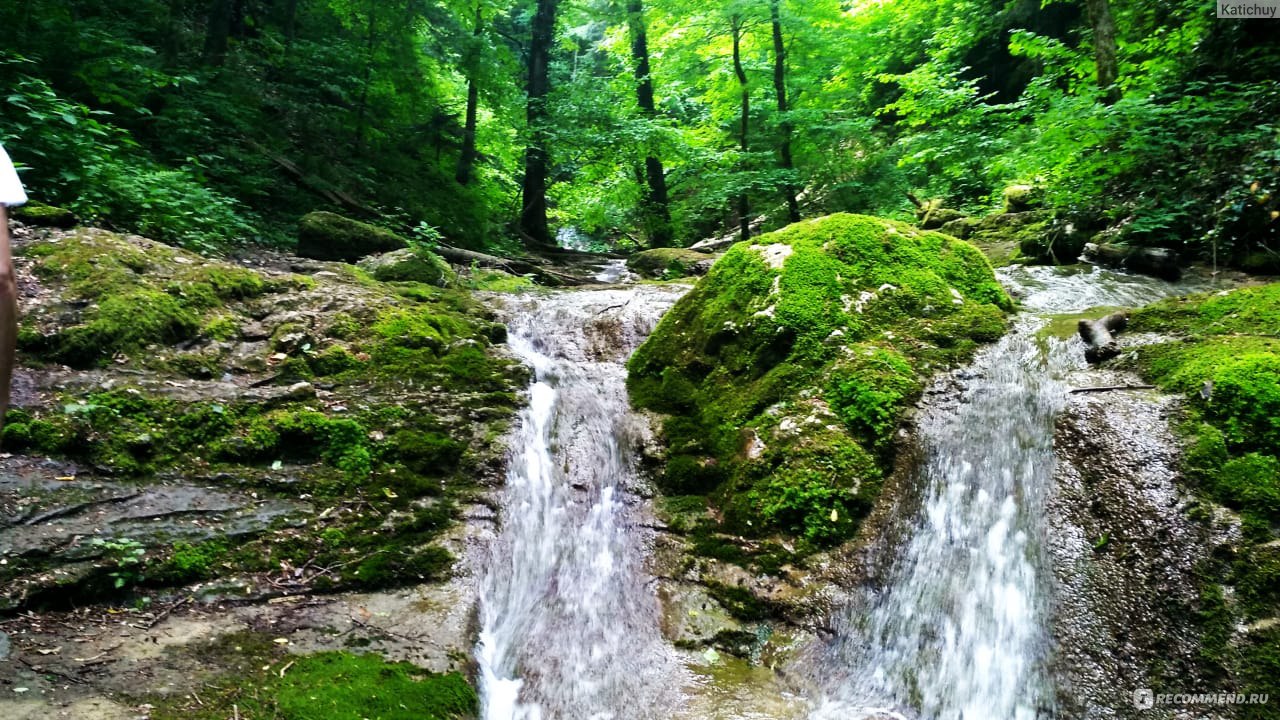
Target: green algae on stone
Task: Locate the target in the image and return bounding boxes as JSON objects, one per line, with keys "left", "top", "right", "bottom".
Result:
{"left": 628, "top": 213, "right": 1011, "bottom": 552}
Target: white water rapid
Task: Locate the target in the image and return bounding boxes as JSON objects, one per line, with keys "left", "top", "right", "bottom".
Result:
{"left": 810, "top": 265, "right": 1215, "bottom": 720}
{"left": 476, "top": 279, "right": 686, "bottom": 720}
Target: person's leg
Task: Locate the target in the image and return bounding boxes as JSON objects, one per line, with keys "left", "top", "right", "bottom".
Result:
{"left": 0, "top": 205, "right": 15, "bottom": 436}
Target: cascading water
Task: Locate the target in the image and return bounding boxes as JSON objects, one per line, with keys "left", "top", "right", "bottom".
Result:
{"left": 476, "top": 277, "right": 686, "bottom": 720}
{"left": 811, "top": 265, "right": 1215, "bottom": 720}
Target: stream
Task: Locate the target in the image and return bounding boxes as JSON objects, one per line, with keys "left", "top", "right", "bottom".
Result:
{"left": 475, "top": 262, "right": 1216, "bottom": 720}
{"left": 476, "top": 267, "right": 685, "bottom": 720}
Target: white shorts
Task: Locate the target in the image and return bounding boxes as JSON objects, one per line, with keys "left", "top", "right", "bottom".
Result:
{"left": 0, "top": 144, "right": 29, "bottom": 207}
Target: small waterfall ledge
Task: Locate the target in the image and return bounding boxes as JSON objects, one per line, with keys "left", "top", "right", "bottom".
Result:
{"left": 475, "top": 281, "right": 687, "bottom": 720}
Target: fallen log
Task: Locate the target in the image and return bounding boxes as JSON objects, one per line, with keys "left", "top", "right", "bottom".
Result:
{"left": 1078, "top": 311, "right": 1129, "bottom": 363}
{"left": 433, "top": 243, "right": 589, "bottom": 286}
{"left": 1083, "top": 242, "right": 1181, "bottom": 281}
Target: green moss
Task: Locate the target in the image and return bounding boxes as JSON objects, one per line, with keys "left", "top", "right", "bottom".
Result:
{"left": 296, "top": 211, "right": 408, "bottom": 262}
{"left": 19, "top": 231, "right": 283, "bottom": 367}
{"left": 628, "top": 214, "right": 1010, "bottom": 552}
{"left": 466, "top": 268, "right": 536, "bottom": 292}
{"left": 12, "top": 201, "right": 77, "bottom": 228}
{"left": 1132, "top": 282, "right": 1280, "bottom": 336}
{"left": 1130, "top": 282, "right": 1280, "bottom": 703}
{"left": 54, "top": 288, "right": 200, "bottom": 366}
{"left": 703, "top": 580, "right": 775, "bottom": 623}
{"left": 308, "top": 344, "right": 363, "bottom": 376}
{"left": 358, "top": 247, "right": 454, "bottom": 286}
{"left": 149, "top": 644, "right": 477, "bottom": 720}
{"left": 626, "top": 247, "right": 714, "bottom": 279}
{"left": 201, "top": 314, "right": 240, "bottom": 341}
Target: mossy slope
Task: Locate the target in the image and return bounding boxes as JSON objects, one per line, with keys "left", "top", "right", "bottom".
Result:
{"left": 628, "top": 213, "right": 1010, "bottom": 556}
{"left": 1129, "top": 282, "right": 1280, "bottom": 713}
{"left": 4, "top": 227, "right": 524, "bottom": 607}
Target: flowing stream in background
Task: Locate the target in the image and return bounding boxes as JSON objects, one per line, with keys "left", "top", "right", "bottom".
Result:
{"left": 476, "top": 267, "right": 686, "bottom": 720}
{"left": 474, "top": 260, "right": 1214, "bottom": 720}
{"left": 810, "top": 265, "right": 1215, "bottom": 720}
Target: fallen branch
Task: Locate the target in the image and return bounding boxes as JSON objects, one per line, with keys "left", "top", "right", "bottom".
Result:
{"left": 434, "top": 244, "right": 590, "bottom": 286}
{"left": 1069, "top": 384, "right": 1155, "bottom": 394}
{"left": 1078, "top": 312, "right": 1129, "bottom": 363}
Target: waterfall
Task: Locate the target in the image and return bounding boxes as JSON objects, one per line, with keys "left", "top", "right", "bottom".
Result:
{"left": 473, "top": 263, "right": 1212, "bottom": 720}
{"left": 810, "top": 265, "right": 1214, "bottom": 720}
{"left": 476, "top": 281, "right": 686, "bottom": 720}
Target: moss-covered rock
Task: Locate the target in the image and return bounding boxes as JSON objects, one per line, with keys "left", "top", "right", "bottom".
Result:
{"left": 6, "top": 226, "right": 525, "bottom": 607}
{"left": 1127, "top": 281, "right": 1280, "bottom": 706}
{"left": 958, "top": 209, "right": 1080, "bottom": 266}
{"left": 12, "top": 201, "right": 77, "bottom": 228}
{"left": 148, "top": 639, "right": 478, "bottom": 720}
{"left": 1002, "top": 184, "right": 1043, "bottom": 213}
{"left": 626, "top": 247, "right": 716, "bottom": 279}
{"left": 628, "top": 213, "right": 1010, "bottom": 554}
{"left": 358, "top": 247, "right": 455, "bottom": 286}
{"left": 297, "top": 211, "right": 408, "bottom": 262}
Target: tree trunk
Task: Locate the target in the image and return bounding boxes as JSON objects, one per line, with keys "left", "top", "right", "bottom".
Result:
{"left": 456, "top": 2, "right": 483, "bottom": 185}
{"left": 282, "top": 0, "right": 300, "bottom": 43}
{"left": 354, "top": 0, "right": 378, "bottom": 152}
{"left": 203, "top": 0, "right": 232, "bottom": 65}
{"left": 164, "top": 0, "right": 184, "bottom": 64}
{"left": 732, "top": 16, "right": 750, "bottom": 245}
{"left": 1085, "top": 0, "right": 1120, "bottom": 104}
{"left": 627, "top": 0, "right": 673, "bottom": 248}
{"left": 770, "top": 0, "right": 799, "bottom": 223}
{"left": 520, "top": 0, "right": 558, "bottom": 246}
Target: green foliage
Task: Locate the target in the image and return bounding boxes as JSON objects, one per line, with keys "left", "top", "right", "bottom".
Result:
{"left": 90, "top": 537, "right": 147, "bottom": 589}
{"left": 629, "top": 214, "right": 1009, "bottom": 551}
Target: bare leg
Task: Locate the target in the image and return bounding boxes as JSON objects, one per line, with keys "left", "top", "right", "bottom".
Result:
{"left": 0, "top": 205, "right": 15, "bottom": 438}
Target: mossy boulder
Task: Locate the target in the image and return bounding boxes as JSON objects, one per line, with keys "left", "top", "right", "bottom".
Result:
{"left": 297, "top": 211, "right": 408, "bottom": 262}
{"left": 628, "top": 213, "right": 1010, "bottom": 552}
{"left": 1236, "top": 250, "right": 1280, "bottom": 275}
{"left": 959, "top": 209, "right": 1065, "bottom": 266}
{"left": 358, "top": 247, "right": 455, "bottom": 286}
{"left": 938, "top": 216, "right": 979, "bottom": 240}
{"left": 6, "top": 225, "right": 526, "bottom": 607}
{"left": 627, "top": 247, "right": 715, "bottom": 279}
{"left": 1003, "top": 184, "right": 1043, "bottom": 213}
{"left": 12, "top": 201, "right": 77, "bottom": 228}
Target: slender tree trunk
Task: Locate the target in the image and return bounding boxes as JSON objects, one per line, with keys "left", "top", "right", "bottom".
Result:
{"left": 456, "top": 2, "right": 483, "bottom": 185}
{"left": 164, "top": 0, "right": 184, "bottom": 64}
{"left": 354, "top": 1, "right": 377, "bottom": 151}
{"left": 770, "top": 0, "right": 799, "bottom": 223}
{"left": 732, "top": 16, "right": 750, "bottom": 245}
{"left": 283, "top": 0, "right": 300, "bottom": 44}
{"left": 627, "top": 0, "right": 673, "bottom": 248}
{"left": 1085, "top": 0, "right": 1120, "bottom": 104}
{"left": 520, "top": 0, "right": 558, "bottom": 245}
{"left": 203, "top": 0, "right": 232, "bottom": 65}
